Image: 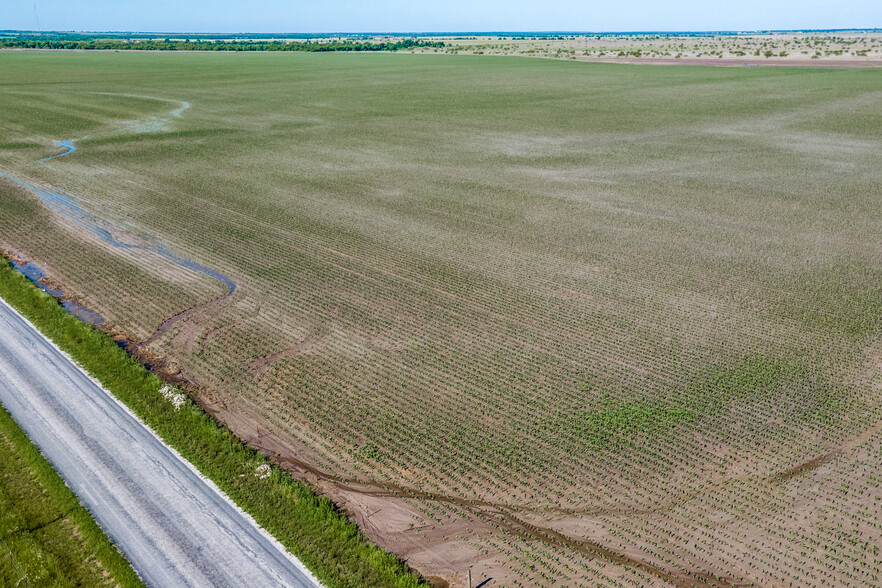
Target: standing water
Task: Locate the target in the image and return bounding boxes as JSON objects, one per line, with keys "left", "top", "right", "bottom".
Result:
{"left": 10, "top": 261, "right": 106, "bottom": 325}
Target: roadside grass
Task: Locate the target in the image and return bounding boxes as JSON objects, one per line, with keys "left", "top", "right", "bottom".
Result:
{"left": 0, "top": 401, "right": 144, "bottom": 587}
{"left": 0, "top": 257, "right": 427, "bottom": 588}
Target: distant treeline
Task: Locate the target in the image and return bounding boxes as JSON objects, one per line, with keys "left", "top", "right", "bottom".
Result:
{"left": 0, "top": 37, "right": 445, "bottom": 52}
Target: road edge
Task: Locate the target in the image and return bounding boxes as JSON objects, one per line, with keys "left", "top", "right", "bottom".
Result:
{"left": 0, "top": 295, "right": 323, "bottom": 587}
{"left": 0, "top": 256, "right": 428, "bottom": 588}
{"left": 0, "top": 392, "right": 145, "bottom": 587}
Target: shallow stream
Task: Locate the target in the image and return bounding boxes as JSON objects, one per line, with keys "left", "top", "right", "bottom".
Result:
{"left": 3, "top": 96, "right": 236, "bottom": 330}
{"left": 11, "top": 260, "right": 106, "bottom": 325}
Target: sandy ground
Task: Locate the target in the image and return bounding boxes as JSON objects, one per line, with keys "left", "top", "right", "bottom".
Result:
{"left": 571, "top": 57, "right": 882, "bottom": 67}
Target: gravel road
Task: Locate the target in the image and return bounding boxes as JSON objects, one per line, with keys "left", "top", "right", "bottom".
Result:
{"left": 0, "top": 297, "right": 320, "bottom": 587}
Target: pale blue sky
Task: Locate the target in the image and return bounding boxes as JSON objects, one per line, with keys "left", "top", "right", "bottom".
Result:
{"left": 4, "top": 0, "right": 881, "bottom": 33}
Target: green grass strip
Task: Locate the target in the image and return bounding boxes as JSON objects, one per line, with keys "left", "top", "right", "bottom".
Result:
{"left": 0, "top": 257, "right": 427, "bottom": 588}
{"left": 0, "top": 400, "right": 144, "bottom": 587}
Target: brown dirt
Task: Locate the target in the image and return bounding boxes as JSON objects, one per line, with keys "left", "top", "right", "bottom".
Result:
{"left": 140, "top": 286, "right": 235, "bottom": 347}
{"left": 181, "top": 380, "right": 739, "bottom": 587}
{"left": 770, "top": 449, "right": 843, "bottom": 483}
{"left": 179, "top": 350, "right": 882, "bottom": 587}
{"left": 247, "top": 325, "right": 328, "bottom": 377}
{"left": 11, "top": 247, "right": 882, "bottom": 586}
{"left": 96, "top": 278, "right": 882, "bottom": 587}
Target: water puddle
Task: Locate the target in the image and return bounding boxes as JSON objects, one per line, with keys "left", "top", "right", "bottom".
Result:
{"left": 40, "top": 139, "right": 76, "bottom": 161}
{"left": 61, "top": 299, "right": 106, "bottom": 325}
{"left": 12, "top": 261, "right": 64, "bottom": 296}
{"left": 3, "top": 94, "right": 235, "bottom": 338}
{"left": 171, "top": 101, "right": 190, "bottom": 117}
{"left": 0, "top": 172, "right": 236, "bottom": 296}
{"left": 11, "top": 261, "right": 106, "bottom": 325}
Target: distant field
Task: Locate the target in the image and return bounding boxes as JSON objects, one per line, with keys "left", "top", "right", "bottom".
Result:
{"left": 425, "top": 32, "right": 882, "bottom": 65}
{"left": 0, "top": 402, "right": 143, "bottom": 587}
{"left": 1, "top": 52, "right": 881, "bottom": 587}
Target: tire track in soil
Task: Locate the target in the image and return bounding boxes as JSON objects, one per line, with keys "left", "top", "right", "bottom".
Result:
{"left": 14, "top": 92, "right": 868, "bottom": 588}
{"left": 233, "top": 421, "right": 743, "bottom": 588}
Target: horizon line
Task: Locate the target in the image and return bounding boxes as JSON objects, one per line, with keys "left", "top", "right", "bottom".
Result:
{"left": 3, "top": 27, "right": 881, "bottom": 36}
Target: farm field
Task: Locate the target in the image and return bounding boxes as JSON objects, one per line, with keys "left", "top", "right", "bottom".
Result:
{"left": 1, "top": 51, "right": 882, "bottom": 586}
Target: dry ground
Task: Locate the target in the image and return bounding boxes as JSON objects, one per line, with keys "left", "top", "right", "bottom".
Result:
{"left": 421, "top": 32, "right": 882, "bottom": 67}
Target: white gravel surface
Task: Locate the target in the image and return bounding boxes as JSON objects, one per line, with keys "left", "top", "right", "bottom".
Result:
{"left": 0, "top": 297, "right": 320, "bottom": 587}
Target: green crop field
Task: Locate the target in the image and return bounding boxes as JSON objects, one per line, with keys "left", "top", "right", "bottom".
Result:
{"left": 1, "top": 51, "right": 881, "bottom": 586}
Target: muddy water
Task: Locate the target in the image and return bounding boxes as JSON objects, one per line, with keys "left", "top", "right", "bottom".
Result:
{"left": 11, "top": 261, "right": 106, "bottom": 325}
{"left": 3, "top": 96, "right": 233, "bottom": 294}
{"left": 2, "top": 116, "right": 236, "bottom": 371}
{"left": 2, "top": 106, "right": 236, "bottom": 334}
{"left": 12, "top": 261, "right": 64, "bottom": 296}
{"left": 0, "top": 171, "right": 236, "bottom": 297}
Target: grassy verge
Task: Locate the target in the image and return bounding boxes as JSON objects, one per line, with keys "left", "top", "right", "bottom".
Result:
{"left": 0, "top": 257, "right": 427, "bottom": 588}
{"left": 0, "top": 402, "right": 144, "bottom": 587}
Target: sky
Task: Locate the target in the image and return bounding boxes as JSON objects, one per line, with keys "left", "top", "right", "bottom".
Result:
{"left": 4, "top": 0, "right": 881, "bottom": 34}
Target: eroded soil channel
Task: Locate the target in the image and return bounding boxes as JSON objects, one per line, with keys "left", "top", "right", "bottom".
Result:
{"left": 3, "top": 98, "right": 236, "bottom": 373}
{"left": 2, "top": 130, "right": 714, "bottom": 586}
{"left": 10, "top": 259, "right": 106, "bottom": 325}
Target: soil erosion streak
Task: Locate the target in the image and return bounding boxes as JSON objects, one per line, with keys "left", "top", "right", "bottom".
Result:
{"left": 239, "top": 423, "right": 740, "bottom": 588}
{"left": 5, "top": 96, "right": 238, "bottom": 348}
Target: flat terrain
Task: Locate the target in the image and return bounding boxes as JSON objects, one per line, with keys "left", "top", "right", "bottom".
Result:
{"left": 425, "top": 32, "right": 882, "bottom": 66}
{"left": 0, "top": 395, "right": 142, "bottom": 587}
{"left": 1, "top": 51, "right": 881, "bottom": 586}
{"left": 0, "top": 297, "right": 319, "bottom": 587}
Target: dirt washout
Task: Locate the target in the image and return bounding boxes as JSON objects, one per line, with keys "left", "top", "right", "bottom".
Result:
{"left": 182, "top": 393, "right": 747, "bottom": 588}
{"left": 7, "top": 248, "right": 835, "bottom": 587}
{"left": 6, "top": 170, "right": 861, "bottom": 587}
{"left": 4, "top": 98, "right": 239, "bottom": 380}
{"left": 179, "top": 365, "right": 882, "bottom": 588}
{"left": 77, "top": 262, "right": 876, "bottom": 588}
{"left": 10, "top": 193, "right": 859, "bottom": 586}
